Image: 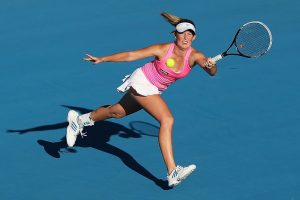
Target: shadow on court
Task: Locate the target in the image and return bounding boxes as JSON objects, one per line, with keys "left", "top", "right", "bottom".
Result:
{"left": 7, "top": 105, "right": 171, "bottom": 190}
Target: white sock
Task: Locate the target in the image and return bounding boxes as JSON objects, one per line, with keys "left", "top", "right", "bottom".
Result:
{"left": 78, "top": 112, "right": 95, "bottom": 127}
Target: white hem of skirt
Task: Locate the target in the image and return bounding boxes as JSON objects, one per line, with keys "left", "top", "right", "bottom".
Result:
{"left": 117, "top": 68, "right": 162, "bottom": 96}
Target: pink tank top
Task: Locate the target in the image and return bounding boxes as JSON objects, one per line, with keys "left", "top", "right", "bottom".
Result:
{"left": 141, "top": 43, "right": 192, "bottom": 91}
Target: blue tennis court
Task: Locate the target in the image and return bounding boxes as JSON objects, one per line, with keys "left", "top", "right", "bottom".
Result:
{"left": 1, "top": 0, "right": 299, "bottom": 199}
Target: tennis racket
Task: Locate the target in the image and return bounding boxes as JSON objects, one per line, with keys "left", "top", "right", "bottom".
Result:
{"left": 211, "top": 21, "right": 272, "bottom": 62}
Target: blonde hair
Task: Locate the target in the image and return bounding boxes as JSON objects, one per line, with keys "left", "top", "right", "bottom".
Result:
{"left": 160, "top": 12, "right": 196, "bottom": 28}
{"left": 160, "top": 12, "right": 182, "bottom": 26}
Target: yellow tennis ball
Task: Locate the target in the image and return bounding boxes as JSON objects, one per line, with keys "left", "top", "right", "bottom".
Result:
{"left": 166, "top": 58, "right": 175, "bottom": 68}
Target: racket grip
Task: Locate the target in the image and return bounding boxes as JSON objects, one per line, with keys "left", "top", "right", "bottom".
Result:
{"left": 211, "top": 54, "right": 223, "bottom": 62}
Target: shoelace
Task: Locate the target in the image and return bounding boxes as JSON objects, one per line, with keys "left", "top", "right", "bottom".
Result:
{"left": 77, "top": 117, "right": 87, "bottom": 138}
{"left": 175, "top": 166, "right": 183, "bottom": 172}
{"left": 79, "top": 128, "right": 87, "bottom": 138}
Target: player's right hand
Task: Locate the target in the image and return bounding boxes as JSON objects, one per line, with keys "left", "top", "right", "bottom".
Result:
{"left": 83, "top": 54, "right": 104, "bottom": 64}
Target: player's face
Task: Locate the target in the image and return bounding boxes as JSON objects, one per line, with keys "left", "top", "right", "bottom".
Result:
{"left": 175, "top": 31, "right": 195, "bottom": 48}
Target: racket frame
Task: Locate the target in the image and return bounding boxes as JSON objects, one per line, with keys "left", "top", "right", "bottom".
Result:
{"left": 212, "top": 21, "right": 272, "bottom": 62}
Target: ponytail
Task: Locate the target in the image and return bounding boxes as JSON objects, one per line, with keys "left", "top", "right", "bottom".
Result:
{"left": 161, "top": 12, "right": 196, "bottom": 27}
{"left": 160, "top": 12, "right": 182, "bottom": 26}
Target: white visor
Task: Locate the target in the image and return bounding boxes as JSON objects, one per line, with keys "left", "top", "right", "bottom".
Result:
{"left": 175, "top": 22, "right": 196, "bottom": 34}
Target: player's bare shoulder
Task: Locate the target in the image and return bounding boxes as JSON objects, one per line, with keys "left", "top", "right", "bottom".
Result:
{"left": 152, "top": 43, "right": 171, "bottom": 60}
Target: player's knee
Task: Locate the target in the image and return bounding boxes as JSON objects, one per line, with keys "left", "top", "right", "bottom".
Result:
{"left": 113, "top": 112, "right": 126, "bottom": 119}
{"left": 160, "top": 115, "right": 174, "bottom": 127}
{"left": 110, "top": 110, "right": 126, "bottom": 119}
{"left": 108, "top": 106, "right": 126, "bottom": 119}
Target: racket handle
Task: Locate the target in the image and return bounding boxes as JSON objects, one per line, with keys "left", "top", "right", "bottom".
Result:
{"left": 211, "top": 54, "right": 223, "bottom": 62}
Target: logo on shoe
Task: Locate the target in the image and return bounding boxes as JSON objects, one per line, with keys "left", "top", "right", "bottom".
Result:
{"left": 172, "top": 170, "right": 178, "bottom": 178}
{"left": 71, "top": 122, "right": 78, "bottom": 132}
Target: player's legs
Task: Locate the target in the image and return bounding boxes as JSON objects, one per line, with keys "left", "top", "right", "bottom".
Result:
{"left": 90, "top": 92, "right": 142, "bottom": 122}
{"left": 66, "top": 88, "right": 195, "bottom": 186}
{"left": 128, "top": 89, "right": 176, "bottom": 174}
{"left": 66, "top": 92, "right": 142, "bottom": 147}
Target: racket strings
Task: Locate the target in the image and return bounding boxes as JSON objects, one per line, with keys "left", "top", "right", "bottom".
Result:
{"left": 235, "top": 22, "right": 272, "bottom": 57}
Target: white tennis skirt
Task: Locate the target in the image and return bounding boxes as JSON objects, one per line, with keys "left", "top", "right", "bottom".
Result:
{"left": 117, "top": 68, "right": 162, "bottom": 96}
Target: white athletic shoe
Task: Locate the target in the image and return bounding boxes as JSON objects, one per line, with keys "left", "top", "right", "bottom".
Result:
{"left": 66, "top": 110, "right": 85, "bottom": 147}
{"left": 167, "top": 164, "right": 196, "bottom": 187}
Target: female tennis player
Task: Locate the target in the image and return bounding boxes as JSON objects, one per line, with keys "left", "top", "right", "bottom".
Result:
{"left": 66, "top": 12, "right": 217, "bottom": 187}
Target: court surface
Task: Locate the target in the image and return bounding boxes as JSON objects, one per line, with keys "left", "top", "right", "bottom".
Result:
{"left": 1, "top": 0, "right": 299, "bottom": 199}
